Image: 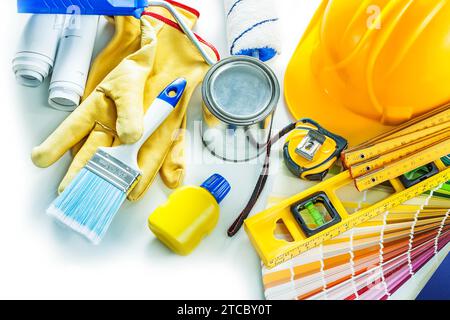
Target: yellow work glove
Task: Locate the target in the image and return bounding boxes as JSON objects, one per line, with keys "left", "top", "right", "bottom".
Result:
{"left": 83, "top": 3, "right": 201, "bottom": 97}
{"left": 71, "top": 4, "right": 200, "bottom": 156}
{"left": 32, "top": 8, "right": 219, "bottom": 201}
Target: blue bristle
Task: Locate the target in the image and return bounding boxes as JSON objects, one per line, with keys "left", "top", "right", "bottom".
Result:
{"left": 47, "top": 168, "right": 127, "bottom": 244}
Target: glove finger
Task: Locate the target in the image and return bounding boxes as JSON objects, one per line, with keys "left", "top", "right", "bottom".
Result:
{"left": 105, "top": 38, "right": 158, "bottom": 144}
{"left": 128, "top": 85, "right": 199, "bottom": 201}
{"left": 58, "top": 125, "right": 114, "bottom": 194}
{"left": 127, "top": 118, "right": 183, "bottom": 201}
{"left": 71, "top": 138, "right": 87, "bottom": 157}
{"left": 160, "top": 116, "right": 187, "bottom": 189}
{"left": 84, "top": 16, "right": 142, "bottom": 98}
{"left": 114, "top": 84, "right": 146, "bottom": 145}
{"left": 112, "top": 136, "right": 122, "bottom": 147}
{"left": 31, "top": 92, "right": 102, "bottom": 168}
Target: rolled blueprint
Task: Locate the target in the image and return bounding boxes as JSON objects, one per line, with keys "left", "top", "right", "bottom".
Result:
{"left": 13, "top": 14, "right": 63, "bottom": 87}
{"left": 224, "top": 0, "right": 281, "bottom": 62}
{"left": 48, "top": 15, "right": 99, "bottom": 111}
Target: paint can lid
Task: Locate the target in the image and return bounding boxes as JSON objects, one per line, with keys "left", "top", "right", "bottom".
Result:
{"left": 201, "top": 174, "right": 231, "bottom": 204}
{"left": 202, "top": 56, "right": 280, "bottom": 126}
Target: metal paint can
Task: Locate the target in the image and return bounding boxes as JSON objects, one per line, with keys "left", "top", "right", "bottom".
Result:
{"left": 201, "top": 56, "right": 280, "bottom": 162}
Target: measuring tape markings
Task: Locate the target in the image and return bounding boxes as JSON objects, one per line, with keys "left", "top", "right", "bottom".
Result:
{"left": 355, "top": 141, "right": 450, "bottom": 191}
{"left": 341, "top": 112, "right": 450, "bottom": 160}
{"left": 344, "top": 122, "right": 450, "bottom": 167}
{"left": 344, "top": 106, "right": 450, "bottom": 156}
{"left": 349, "top": 131, "right": 450, "bottom": 178}
{"left": 343, "top": 107, "right": 450, "bottom": 171}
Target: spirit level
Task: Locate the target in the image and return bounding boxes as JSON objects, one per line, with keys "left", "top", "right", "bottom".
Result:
{"left": 245, "top": 163, "right": 449, "bottom": 268}
{"left": 245, "top": 107, "right": 450, "bottom": 268}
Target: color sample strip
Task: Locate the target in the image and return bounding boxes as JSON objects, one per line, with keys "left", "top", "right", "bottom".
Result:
{"left": 261, "top": 162, "right": 450, "bottom": 300}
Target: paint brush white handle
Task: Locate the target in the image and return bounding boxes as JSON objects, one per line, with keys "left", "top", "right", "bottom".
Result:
{"left": 102, "top": 78, "right": 187, "bottom": 172}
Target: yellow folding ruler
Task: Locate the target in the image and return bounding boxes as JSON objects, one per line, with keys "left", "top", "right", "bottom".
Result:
{"left": 344, "top": 105, "right": 450, "bottom": 160}
{"left": 343, "top": 105, "right": 450, "bottom": 166}
{"left": 245, "top": 106, "right": 450, "bottom": 269}
{"left": 355, "top": 139, "right": 450, "bottom": 191}
{"left": 349, "top": 130, "right": 450, "bottom": 178}
{"left": 343, "top": 106, "right": 450, "bottom": 191}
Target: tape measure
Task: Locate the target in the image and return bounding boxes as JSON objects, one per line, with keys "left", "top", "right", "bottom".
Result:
{"left": 283, "top": 119, "right": 347, "bottom": 181}
{"left": 244, "top": 106, "right": 450, "bottom": 269}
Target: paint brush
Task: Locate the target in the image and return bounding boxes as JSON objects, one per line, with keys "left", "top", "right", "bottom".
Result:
{"left": 47, "top": 78, "right": 187, "bottom": 244}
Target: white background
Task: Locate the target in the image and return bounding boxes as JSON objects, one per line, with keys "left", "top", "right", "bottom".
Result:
{"left": 0, "top": 0, "right": 445, "bottom": 300}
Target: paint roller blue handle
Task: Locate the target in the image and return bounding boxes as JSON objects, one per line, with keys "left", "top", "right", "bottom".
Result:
{"left": 17, "top": 0, "right": 149, "bottom": 18}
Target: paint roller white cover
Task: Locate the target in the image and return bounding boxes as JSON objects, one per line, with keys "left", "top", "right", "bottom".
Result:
{"left": 224, "top": 0, "right": 282, "bottom": 61}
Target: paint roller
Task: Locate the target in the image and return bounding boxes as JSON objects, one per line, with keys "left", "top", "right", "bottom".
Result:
{"left": 224, "top": 0, "right": 281, "bottom": 62}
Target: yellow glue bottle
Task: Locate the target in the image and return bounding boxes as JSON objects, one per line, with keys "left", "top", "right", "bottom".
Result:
{"left": 148, "top": 174, "right": 231, "bottom": 255}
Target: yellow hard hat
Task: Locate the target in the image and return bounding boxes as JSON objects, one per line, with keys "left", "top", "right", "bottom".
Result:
{"left": 285, "top": 0, "right": 450, "bottom": 146}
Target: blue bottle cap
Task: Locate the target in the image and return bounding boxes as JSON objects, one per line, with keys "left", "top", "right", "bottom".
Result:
{"left": 201, "top": 174, "right": 231, "bottom": 204}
